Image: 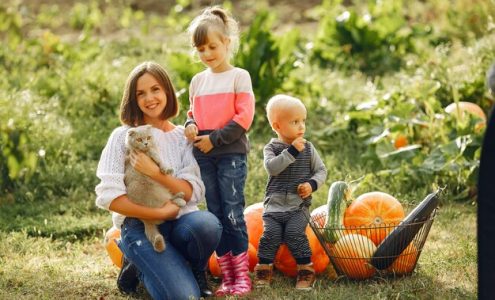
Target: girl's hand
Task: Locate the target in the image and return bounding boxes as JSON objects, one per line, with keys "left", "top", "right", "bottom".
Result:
{"left": 193, "top": 135, "right": 214, "bottom": 153}
{"left": 292, "top": 137, "right": 306, "bottom": 152}
{"left": 297, "top": 182, "right": 313, "bottom": 199}
{"left": 185, "top": 124, "right": 198, "bottom": 142}
{"left": 130, "top": 150, "right": 160, "bottom": 178}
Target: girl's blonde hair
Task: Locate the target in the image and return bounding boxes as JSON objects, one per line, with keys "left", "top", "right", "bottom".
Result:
{"left": 187, "top": 6, "right": 240, "bottom": 58}
{"left": 120, "top": 61, "right": 179, "bottom": 126}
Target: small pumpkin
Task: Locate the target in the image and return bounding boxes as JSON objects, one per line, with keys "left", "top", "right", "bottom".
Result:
{"left": 394, "top": 134, "right": 408, "bottom": 149}
{"left": 386, "top": 243, "right": 419, "bottom": 275}
{"left": 274, "top": 226, "right": 329, "bottom": 277}
{"left": 344, "top": 192, "right": 405, "bottom": 245}
{"left": 310, "top": 204, "right": 327, "bottom": 227}
{"left": 244, "top": 202, "right": 264, "bottom": 249}
{"left": 104, "top": 227, "right": 123, "bottom": 269}
{"left": 330, "top": 233, "right": 377, "bottom": 279}
{"left": 208, "top": 252, "right": 221, "bottom": 277}
{"left": 445, "top": 101, "right": 486, "bottom": 131}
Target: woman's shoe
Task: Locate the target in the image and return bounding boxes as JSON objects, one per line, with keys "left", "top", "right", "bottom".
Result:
{"left": 192, "top": 268, "right": 213, "bottom": 298}
{"left": 117, "top": 256, "right": 139, "bottom": 294}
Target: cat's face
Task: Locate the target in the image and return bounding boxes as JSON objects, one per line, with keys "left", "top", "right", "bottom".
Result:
{"left": 126, "top": 125, "right": 154, "bottom": 151}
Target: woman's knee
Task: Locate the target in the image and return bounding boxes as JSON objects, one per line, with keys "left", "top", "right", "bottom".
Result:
{"left": 190, "top": 211, "right": 222, "bottom": 236}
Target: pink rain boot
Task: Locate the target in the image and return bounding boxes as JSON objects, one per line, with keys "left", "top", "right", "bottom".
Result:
{"left": 231, "top": 251, "right": 252, "bottom": 296}
{"left": 215, "top": 252, "right": 235, "bottom": 296}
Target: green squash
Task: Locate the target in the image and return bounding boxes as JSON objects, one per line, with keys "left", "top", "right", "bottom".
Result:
{"left": 324, "top": 181, "right": 353, "bottom": 243}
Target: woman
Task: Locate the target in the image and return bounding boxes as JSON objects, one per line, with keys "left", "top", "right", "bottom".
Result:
{"left": 95, "top": 61, "right": 221, "bottom": 299}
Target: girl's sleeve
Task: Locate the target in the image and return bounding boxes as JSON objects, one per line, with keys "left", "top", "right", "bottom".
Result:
{"left": 232, "top": 69, "right": 255, "bottom": 131}
{"left": 174, "top": 140, "right": 205, "bottom": 205}
{"left": 95, "top": 127, "right": 128, "bottom": 210}
{"left": 185, "top": 76, "right": 197, "bottom": 128}
{"left": 209, "top": 69, "right": 255, "bottom": 146}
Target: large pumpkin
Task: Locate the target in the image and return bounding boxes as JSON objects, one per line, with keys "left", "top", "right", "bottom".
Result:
{"left": 274, "top": 225, "right": 329, "bottom": 277}
{"left": 104, "top": 227, "right": 123, "bottom": 269}
{"left": 386, "top": 243, "right": 419, "bottom": 275}
{"left": 344, "top": 192, "right": 405, "bottom": 245}
{"left": 445, "top": 101, "right": 486, "bottom": 131}
{"left": 244, "top": 202, "right": 264, "bottom": 249}
{"left": 330, "top": 233, "right": 377, "bottom": 279}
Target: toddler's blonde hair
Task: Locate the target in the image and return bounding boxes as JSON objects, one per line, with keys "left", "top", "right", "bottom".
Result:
{"left": 266, "top": 94, "right": 306, "bottom": 126}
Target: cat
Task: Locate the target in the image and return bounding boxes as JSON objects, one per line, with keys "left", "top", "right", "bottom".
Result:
{"left": 124, "top": 124, "right": 186, "bottom": 252}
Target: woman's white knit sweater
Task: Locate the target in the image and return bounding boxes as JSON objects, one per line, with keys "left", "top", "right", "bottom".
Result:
{"left": 95, "top": 125, "right": 205, "bottom": 228}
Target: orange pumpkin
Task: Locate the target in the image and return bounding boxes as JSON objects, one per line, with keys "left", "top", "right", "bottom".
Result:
{"left": 330, "top": 233, "right": 377, "bottom": 279}
{"left": 445, "top": 101, "right": 486, "bottom": 131}
{"left": 208, "top": 252, "right": 222, "bottom": 277}
{"left": 104, "top": 227, "right": 123, "bottom": 269}
{"left": 274, "top": 226, "right": 330, "bottom": 277}
{"left": 394, "top": 134, "right": 408, "bottom": 149}
{"left": 386, "top": 243, "right": 419, "bottom": 275}
{"left": 344, "top": 192, "right": 405, "bottom": 245}
{"left": 244, "top": 202, "right": 264, "bottom": 249}
{"left": 208, "top": 243, "right": 259, "bottom": 277}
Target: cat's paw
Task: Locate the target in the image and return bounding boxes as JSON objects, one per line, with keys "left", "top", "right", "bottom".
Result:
{"left": 172, "top": 192, "right": 185, "bottom": 199}
{"left": 173, "top": 198, "right": 187, "bottom": 207}
{"left": 154, "top": 235, "right": 166, "bottom": 252}
{"left": 159, "top": 167, "right": 174, "bottom": 175}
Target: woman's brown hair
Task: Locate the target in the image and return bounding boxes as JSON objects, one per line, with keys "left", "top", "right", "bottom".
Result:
{"left": 120, "top": 61, "right": 179, "bottom": 126}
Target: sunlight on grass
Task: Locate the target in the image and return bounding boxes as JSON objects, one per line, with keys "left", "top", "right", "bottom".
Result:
{"left": 0, "top": 203, "right": 476, "bottom": 299}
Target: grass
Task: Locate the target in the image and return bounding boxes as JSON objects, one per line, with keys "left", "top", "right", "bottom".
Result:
{"left": 0, "top": 195, "right": 476, "bottom": 299}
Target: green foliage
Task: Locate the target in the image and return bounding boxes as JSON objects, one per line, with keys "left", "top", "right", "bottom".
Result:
{"left": 235, "top": 10, "right": 300, "bottom": 133}
{"left": 311, "top": 0, "right": 420, "bottom": 75}
{"left": 0, "top": 0, "right": 493, "bottom": 204}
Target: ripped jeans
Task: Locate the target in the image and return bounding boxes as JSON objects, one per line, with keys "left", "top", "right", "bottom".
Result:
{"left": 195, "top": 154, "right": 249, "bottom": 256}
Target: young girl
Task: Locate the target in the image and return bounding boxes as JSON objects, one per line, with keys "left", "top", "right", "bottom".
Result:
{"left": 184, "top": 6, "right": 255, "bottom": 297}
{"left": 95, "top": 61, "right": 221, "bottom": 299}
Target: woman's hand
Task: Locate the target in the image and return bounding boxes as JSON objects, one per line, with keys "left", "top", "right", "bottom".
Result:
{"left": 109, "top": 195, "right": 181, "bottom": 221}
{"left": 185, "top": 124, "right": 198, "bottom": 142}
{"left": 194, "top": 135, "right": 214, "bottom": 153}
{"left": 297, "top": 182, "right": 313, "bottom": 199}
{"left": 130, "top": 150, "right": 160, "bottom": 178}
{"left": 155, "top": 200, "right": 181, "bottom": 220}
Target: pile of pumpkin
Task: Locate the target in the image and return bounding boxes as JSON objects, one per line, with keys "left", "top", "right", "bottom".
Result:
{"left": 104, "top": 181, "right": 420, "bottom": 280}
{"left": 311, "top": 181, "right": 420, "bottom": 279}
{"left": 209, "top": 181, "right": 420, "bottom": 280}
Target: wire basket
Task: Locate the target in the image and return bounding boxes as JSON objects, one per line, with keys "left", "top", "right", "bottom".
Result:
{"left": 307, "top": 193, "right": 439, "bottom": 280}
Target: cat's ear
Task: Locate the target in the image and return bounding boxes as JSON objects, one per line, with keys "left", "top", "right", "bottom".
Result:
{"left": 127, "top": 128, "right": 136, "bottom": 137}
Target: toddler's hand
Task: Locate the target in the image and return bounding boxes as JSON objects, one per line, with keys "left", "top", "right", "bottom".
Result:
{"left": 184, "top": 124, "right": 198, "bottom": 142}
{"left": 297, "top": 182, "right": 313, "bottom": 199}
{"left": 292, "top": 137, "right": 306, "bottom": 152}
{"left": 194, "top": 135, "right": 214, "bottom": 153}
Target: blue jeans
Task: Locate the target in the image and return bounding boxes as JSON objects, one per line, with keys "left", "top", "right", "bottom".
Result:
{"left": 119, "top": 211, "right": 221, "bottom": 300}
{"left": 195, "top": 154, "right": 249, "bottom": 256}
